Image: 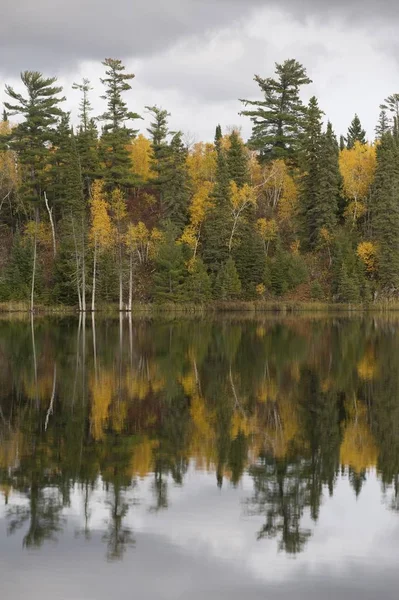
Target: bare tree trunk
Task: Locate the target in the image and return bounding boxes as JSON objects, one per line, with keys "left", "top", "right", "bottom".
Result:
{"left": 31, "top": 312, "right": 38, "bottom": 409}
{"left": 119, "top": 242, "right": 123, "bottom": 312}
{"left": 71, "top": 216, "right": 82, "bottom": 311}
{"left": 44, "top": 191, "right": 56, "bottom": 257}
{"left": 228, "top": 216, "right": 240, "bottom": 253}
{"left": 82, "top": 215, "right": 86, "bottom": 312}
{"left": 92, "top": 312, "right": 97, "bottom": 379}
{"left": 30, "top": 211, "right": 38, "bottom": 314}
{"left": 45, "top": 364, "right": 57, "bottom": 431}
{"left": 91, "top": 238, "right": 97, "bottom": 312}
{"left": 128, "top": 253, "right": 133, "bottom": 312}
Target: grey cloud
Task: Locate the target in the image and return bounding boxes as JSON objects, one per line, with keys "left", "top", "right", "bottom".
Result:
{"left": 0, "top": 0, "right": 262, "bottom": 74}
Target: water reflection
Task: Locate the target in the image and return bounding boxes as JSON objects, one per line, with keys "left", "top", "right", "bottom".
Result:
{"left": 1, "top": 314, "right": 399, "bottom": 562}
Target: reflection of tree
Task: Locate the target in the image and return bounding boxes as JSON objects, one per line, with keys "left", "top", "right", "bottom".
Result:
{"left": 103, "top": 484, "right": 135, "bottom": 561}
{"left": 8, "top": 485, "right": 64, "bottom": 548}
{"left": 247, "top": 457, "right": 311, "bottom": 554}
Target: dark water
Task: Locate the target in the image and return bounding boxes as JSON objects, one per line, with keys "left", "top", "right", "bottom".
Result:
{"left": 1, "top": 314, "right": 399, "bottom": 598}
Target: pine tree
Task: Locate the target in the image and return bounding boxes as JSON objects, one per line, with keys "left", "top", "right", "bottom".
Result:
{"left": 4, "top": 71, "right": 65, "bottom": 203}
{"left": 380, "top": 94, "right": 399, "bottom": 137}
{"left": 371, "top": 133, "right": 399, "bottom": 292}
{"left": 227, "top": 129, "right": 248, "bottom": 187}
{"left": 214, "top": 257, "right": 242, "bottom": 300}
{"left": 375, "top": 110, "right": 390, "bottom": 140}
{"left": 98, "top": 58, "right": 141, "bottom": 190}
{"left": 240, "top": 59, "right": 312, "bottom": 163}
{"left": 346, "top": 114, "right": 366, "bottom": 149}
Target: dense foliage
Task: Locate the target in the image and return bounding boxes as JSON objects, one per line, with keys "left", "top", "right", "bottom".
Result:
{"left": 0, "top": 57, "right": 397, "bottom": 308}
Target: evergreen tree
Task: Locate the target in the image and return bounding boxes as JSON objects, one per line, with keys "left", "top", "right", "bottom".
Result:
{"left": 227, "top": 129, "right": 248, "bottom": 187}
{"left": 161, "top": 132, "right": 191, "bottom": 232}
{"left": 371, "top": 133, "right": 399, "bottom": 292}
{"left": 184, "top": 258, "right": 212, "bottom": 302}
{"left": 153, "top": 227, "right": 187, "bottom": 302}
{"left": 4, "top": 71, "right": 65, "bottom": 203}
{"left": 311, "top": 121, "right": 340, "bottom": 242}
{"left": 240, "top": 59, "right": 312, "bottom": 162}
{"left": 380, "top": 94, "right": 399, "bottom": 137}
{"left": 202, "top": 125, "right": 231, "bottom": 272}
{"left": 345, "top": 114, "right": 366, "bottom": 149}
{"left": 73, "top": 79, "right": 99, "bottom": 196}
{"left": 339, "top": 135, "right": 346, "bottom": 152}
{"left": 98, "top": 58, "right": 141, "bottom": 190}
{"left": 214, "top": 257, "right": 242, "bottom": 300}
{"left": 375, "top": 110, "right": 390, "bottom": 140}
{"left": 300, "top": 97, "right": 323, "bottom": 249}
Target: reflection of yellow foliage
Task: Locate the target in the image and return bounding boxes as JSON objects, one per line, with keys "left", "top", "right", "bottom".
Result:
{"left": 340, "top": 398, "right": 378, "bottom": 472}
{"left": 357, "top": 348, "right": 377, "bottom": 381}
{"left": 0, "top": 431, "right": 21, "bottom": 469}
{"left": 257, "top": 380, "right": 278, "bottom": 403}
{"left": 90, "top": 372, "right": 113, "bottom": 440}
{"left": 231, "top": 412, "right": 252, "bottom": 438}
{"left": 129, "top": 437, "right": 159, "bottom": 478}
{"left": 23, "top": 371, "right": 54, "bottom": 404}
{"left": 256, "top": 326, "right": 266, "bottom": 338}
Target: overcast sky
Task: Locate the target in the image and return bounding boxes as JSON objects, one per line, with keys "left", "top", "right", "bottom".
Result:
{"left": 1, "top": 0, "right": 399, "bottom": 142}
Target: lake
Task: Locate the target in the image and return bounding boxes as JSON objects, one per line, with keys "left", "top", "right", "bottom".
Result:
{"left": 0, "top": 314, "right": 399, "bottom": 599}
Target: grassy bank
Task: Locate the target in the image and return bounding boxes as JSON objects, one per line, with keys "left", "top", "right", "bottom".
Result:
{"left": 3, "top": 299, "right": 399, "bottom": 315}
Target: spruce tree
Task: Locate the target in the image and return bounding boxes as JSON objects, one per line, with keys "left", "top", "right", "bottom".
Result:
{"left": 184, "top": 258, "right": 212, "bottom": 302}
{"left": 214, "top": 257, "right": 242, "bottom": 300}
{"left": 300, "top": 97, "right": 323, "bottom": 249}
{"left": 202, "top": 125, "right": 231, "bottom": 272}
{"left": 4, "top": 71, "right": 65, "bottom": 203}
{"left": 73, "top": 79, "right": 99, "bottom": 196}
{"left": 345, "top": 114, "right": 366, "bottom": 149}
{"left": 375, "top": 110, "right": 390, "bottom": 140}
{"left": 311, "top": 122, "right": 340, "bottom": 241}
{"left": 153, "top": 227, "right": 187, "bottom": 302}
{"left": 339, "top": 135, "right": 346, "bottom": 152}
{"left": 227, "top": 129, "right": 248, "bottom": 187}
{"left": 240, "top": 59, "right": 312, "bottom": 163}
{"left": 161, "top": 132, "right": 191, "bottom": 232}
{"left": 371, "top": 133, "right": 399, "bottom": 292}
{"left": 98, "top": 58, "right": 141, "bottom": 190}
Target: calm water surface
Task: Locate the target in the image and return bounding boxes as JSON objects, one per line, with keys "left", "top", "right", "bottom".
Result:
{"left": 1, "top": 314, "right": 399, "bottom": 599}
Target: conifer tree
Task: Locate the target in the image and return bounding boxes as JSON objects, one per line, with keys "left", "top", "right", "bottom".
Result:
{"left": 73, "top": 79, "right": 99, "bottom": 196}
{"left": 98, "top": 58, "right": 141, "bottom": 190}
{"left": 339, "top": 135, "right": 346, "bottom": 152}
{"left": 346, "top": 114, "right": 366, "bottom": 149}
{"left": 214, "top": 257, "right": 242, "bottom": 300}
{"left": 184, "top": 258, "right": 212, "bottom": 302}
{"left": 380, "top": 94, "right": 399, "bottom": 137}
{"left": 227, "top": 129, "right": 248, "bottom": 187}
{"left": 202, "top": 125, "right": 231, "bottom": 272}
{"left": 4, "top": 71, "right": 65, "bottom": 203}
{"left": 154, "top": 227, "right": 187, "bottom": 302}
{"left": 161, "top": 132, "right": 191, "bottom": 232}
{"left": 371, "top": 133, "right": 399, "bottom": 292}
{"left": 375, "top": 110, "right": 390, "bottom": 140}
{"left": 300, "top": 96, "right": 323, "bottom": 249}
{"left": 240, "top": 59, "right": 312, "bottom": 162}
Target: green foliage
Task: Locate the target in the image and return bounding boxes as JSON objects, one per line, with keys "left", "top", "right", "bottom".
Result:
{"left": 154, "top": 227, "right": 187, "bottom": 302}
{"left": 184, "top": 258, "right": 212, "bottom": 302}
{"left": 240, "top": 59, "right": 312, "bottom": 162}
{"left": 227, "top": 129, "right": 248, "bottom": 187}
{"left": 265, "top": 244, "right": 308, "bottom": 296}
{"left": 346, "top": 114, "right": 366, "bottom": 149}
{"left": 214, "top": 257, "right": 242, "bottom": 300}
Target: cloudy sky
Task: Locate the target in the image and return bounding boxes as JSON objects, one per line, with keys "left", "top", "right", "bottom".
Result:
{"left": 1, "top": 0, "right": 399, "bottom": 142}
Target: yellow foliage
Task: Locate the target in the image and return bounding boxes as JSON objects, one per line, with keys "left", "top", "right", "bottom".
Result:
{"left": 129, "top": 134, "right": 155, "bottom": 182}
{"left": 110, "top": 187, "right": 127, "bottom": 224}
{"left": 339, "top": 142, "right": 376, "bottom": 223}
{"left": 129, "top": 438, "right": 159, "bottom": 478}
{"left": 290, "top": 239, "right": 301, "bottom": 255}
{"left": 256, "top": 284, "right": 266, "bottom": 297}
{"left": 357, "top": 241, "right": 378, "bottom": 273}
{"left": 257, "top": 218, "right": 278, "bottom": 243}
{"left": 187, "top": 142, "right": 217, "bottom": 191}
{"left": 125, "top": 221, "right": 161, "bottom": 263}
{"left": 24, "top": 221, "right": 52, "bottom": 246}
{"left": 340, "top": 397, "right": 378, "bottom": 472}
{"left": 89, "top": 180, "right": 114, "bottom": 249}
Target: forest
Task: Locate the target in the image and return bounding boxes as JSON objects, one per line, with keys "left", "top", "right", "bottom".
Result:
{"left": 0, "top": 57, "right": 398, "bottom": 309}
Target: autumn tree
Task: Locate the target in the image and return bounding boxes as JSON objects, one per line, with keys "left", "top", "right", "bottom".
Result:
{"left": 89, "top": 181, "right": 114, "bottom": 310}
{"left": 339, "top": 142, "right": 376, "bottom": 226}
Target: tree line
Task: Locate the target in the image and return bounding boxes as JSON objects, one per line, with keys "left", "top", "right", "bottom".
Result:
{"left": 0, "top": 57, "right": 398, "bottom": 308}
